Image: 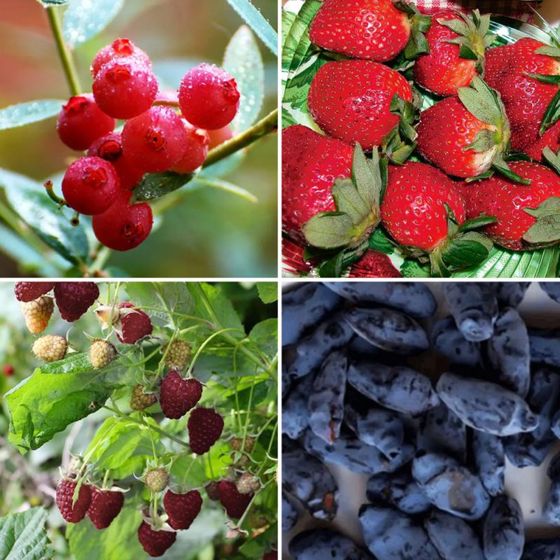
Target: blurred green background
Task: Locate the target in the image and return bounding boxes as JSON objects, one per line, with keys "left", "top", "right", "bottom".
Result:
{"left": 0, "top": 0, "right": 278, "bottom": 278}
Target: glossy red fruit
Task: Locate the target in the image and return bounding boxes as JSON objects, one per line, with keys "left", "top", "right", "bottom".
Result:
{"left": 87, "top": 487, "right": 124, "bottom": 529}
{"left": 122, "top": 106, "right": 187, "bottom": 173}
{"left": 207, "top": 126, "right": 233, "bottom": 149}
{"left": 171, "top": 122, "right": 209, "bottom": 173}
{"left": 117, "top": 302, "right": 153, "bottom": 343}
{"left": 14, "top": 282, "right": 54, "bottom": 302}
{"left": 160, "top": 370, "right": 203, "bottom": 419}
{"left": 282, "top": 125, "right": 353, "bottom": 243}
{"left": 54, "top": 282, "right": 100, "bottom": 322}
{"left": 3, "top": 364, "right": 14, "bottom": 377}
{"left": 56, "top": 479, "right": 92, "bottom": 523}
{"left": 91, "top": 38, "right": 151, "bottom": 78}
{"left": 179, "top": 63, "right": 240, "bottom": 130}
{"left": 92, "top": 194, "right": 153, "bottom": 251}
{"left": 349, "top": 251, "right": 402, "bottom": 278}
{"left": 308, "top": 59, "right": 413, "bottom": 149}
{"left": 381, "top": 162, "right": 466, "bottom": 251}
{"left": 163, "top": 489, "right": 202, "bottom": 530}
{"left": 218, "top": 480, "right": 253, "bottom": 519}
{"left": 138, "top": 521, "right": 176, "bottom": 557}
{"left": 92, "top": 59, "right": 158, "bottom": 119}
{"left": 57, "top": 94, "right": 115, "bottom": 151}
{"left": 62, "top": 156, "right": 119, "bottom": 215}
{"left": 310, "top": 0, "right": 411, "bottom": 62}
{"left": 188, "top": 407, "right": 224, "bottom": 455}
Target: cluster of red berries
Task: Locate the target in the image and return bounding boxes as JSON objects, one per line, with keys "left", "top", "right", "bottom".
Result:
{"left": 56, "top": 38, "right": 241, "bottom": 251}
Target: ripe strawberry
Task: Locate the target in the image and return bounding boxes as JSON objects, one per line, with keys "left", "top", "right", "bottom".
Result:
{"left": 218, "top": 480, "right": 253, "bottom": 519}
{"left": 462, "top": 161, "right": 560, "bottom": 250}
{"left": 282, "top": 237, "right": 313, "bottom": 275}
{"left": 414, "top": 10, "right": 494, "bottom": 96}
{"left": 14, "top": 282, "right": 54, "bottom": 302}
{"left": 138, "top": 521, "right": 176, "bottom": 557}
{"left": 87, "top": 487, "right": 124, "bottom": 529}
{"left": 130, "top": 384, "right": 157, "bottom": 410}
{"left": 163, "top": 489, "right": 202, "bottom": 530}
{"left": 188, "top": 407, "right": 224, "bottom": 455}
{"left": 282, "top": 125, "right": 353, "bottom": 243}
{"left": 21, "top": 296, "right": 54, "bottom": 334}
{"left": 89, "top": 339, "right": 116, "bottom": 369}
{"left": 309, "top": 0, "right": 412, "bottom": 62}
{"left": 54, "top": 282, "right": 100, "bottom": 322}
{"left": 160, "top": 370, "right": 203, "bottom": 419}
{"left": 163, "top": 339, "right": 191, "bottom": 371}
{"left": 236, "top": 473, "right": 260, "bottom": 495}
{"left": 144, "top": 467, "right": 169, "bottom": 493}
{"left": 32, "top": 335, "right": 68, "bottom": 362}
{"left": 117, "top": 302, "right": 152, "bottom": 344}
{"left": 348, "top": 251, "right": 402, "bottom": 278}
{"left": 56, "top": 479, "right": 92, "bottom": 523}
{"left": 308, "top": 60, "right": 413, "bottom": 150}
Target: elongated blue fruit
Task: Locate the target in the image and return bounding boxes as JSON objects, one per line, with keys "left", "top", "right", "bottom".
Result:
{"left": 289, "top": 528, "right": 374, "bottom": 560}
{"left": 282, "top": 490, "right": 300, "bottom": 532}
{"left": 323, "top": 282, "right": 437, "bottom": 318}
{"left": 349, "top": 361, "right": 439, "bottom": 415}
{"left": 529, "top": 328, "right": 560, "bottom": 367}
{"left": 282, "top": 374, "right": 313, "bottom": 440}
{"left": 541, "top": 282, "right": 560, "bottom": 304}
{"left": 483, "top": 495, "right": 524, "bottom": 560}
{"left": 493, "top": 282, "right": 530, "bottom": 308}
{"left": 544, "top": 479, "right": 560, "bottom": 525}
{"left": 522, "top": 539, "right": 560, "bottom": 559}
{"left": 432, "top": 316, "right": 481, "bottom": 367}
{"left": 348, "top": 335, "right": 383, "bottom": 357}
{"left": 472, "top": 431, "right": 505, "bottom": 496}
{"left": 436, "top": 372, "right": 538, "bottom": 436}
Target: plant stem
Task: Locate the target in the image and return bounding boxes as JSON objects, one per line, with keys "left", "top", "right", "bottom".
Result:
{"left": 203, "top": 109, "right": 278, "bottom": 168}
{"left": 46, "top": 7, "right": 82, "bottom": 96}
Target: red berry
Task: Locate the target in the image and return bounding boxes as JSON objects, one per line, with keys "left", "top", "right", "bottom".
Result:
{"left": 14, "top": 282, "right": 54, "bottom": 302}
{"left": 91, "top": 38, "right": 151, "bottom": 78}
{"left": 87, "top": 132, "right": 144, "bottom": 191}
{"left": 205, "top": 481, "right": 221, "bottom": 501}
{"left": 160, "top": 370, "right": 203, "bottom": 419}
{"left": 92, "top": 59, "right": 158, "bottom": 119}
{"left": 54, "top": 282, "right": 100, "bottom": 322}
{"left": 56, "top": 479, "right": 92, "bottom": 523}
{"left": 62, "top": 156, "right": 119, "bottom": 215}
{"left": 92, "top": 194, "right": 153, "bottom": 251}
{"left": 263, "top": 551, "right": 278, "bottom": 560}
{"left": 179, "top": 63, "right": 240, "bottom": 130}
{"left": 138, "top": 521, "right": 176, "bottom": 557}
{"left": 117, "top": 302, "right": 153, "bottom": 343}
{"left": 3, "top": 364, "right": 14, "bottom": 377}
{"left": 122, "top": 106, "right": 188, "bottom": 173}
{"left": 187, "top": 407, "right": 224, "bottom": 455}
{"left": 218, "top": 480, "right": 253, "bottom": 519}
{"left": 87, "top": 487, "right": 124, "bottom": 529}
{"left": 348, "top": 251, "right": 402, "bottom": 278}
{"left": 57, "top": 94, "right": 115, "bottom": 151}
{"left": 163, "top": 489, "right": 202, "bottom": 530}
{"left": 171, "top": 122, "right": 209, "bottom": 173}
{"left": 207, "top": 126, "right": 233, "bottom": 149}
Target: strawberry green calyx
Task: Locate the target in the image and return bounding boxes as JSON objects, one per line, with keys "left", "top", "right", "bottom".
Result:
{"left": 394, "top": 1, "right": 432, "bottom": 60}
{"left": 523, "top": 197, "right": 560, "bottom": 245}
{"left": 385, "top": 95, "right": 419, "bottom": 164}
{"left": 303, "top": 145, "right": 383, "bottom": 250}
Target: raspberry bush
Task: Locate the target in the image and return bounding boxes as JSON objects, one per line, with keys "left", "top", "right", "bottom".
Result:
{"left": 0, "top": 281, "right": 278, "bottom": 559}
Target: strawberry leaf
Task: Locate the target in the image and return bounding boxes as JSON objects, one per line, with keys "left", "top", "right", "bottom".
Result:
{"left": 351, "top": 144, "right": 381, "bottom": 210}
{"left": 524, "top": 197, "right": 560, "bottom": 244}
{"left": 527, "top": 73, "right": 560, "bottom": 85}
{"left": 303, "top": 212, "right": 354, "bottom": 249}
{"left": 492, "top": 156, "right": 531, "bottom": 185}
{"left": 332, "top": 179, "right": 369, "bottom": 225}
{"left": 458, "top": 77, "right": 502, "bottom": 126}
{"left": 467, "top": 129, "right": 497, "bottom": 153}
{"left": 458, "top": 214, "right": 497, "bottom": 232}
{"left": 543, "top": 147, "right": 560, "bottom": 174}
{"left": 536, "top": 45, "right": 560, "bottom": 58}
{"left": 369, "top": 228, "right": 395, "bottom": 254}
{"left": 541, "top": 88, "right": 560, "bottom": 134}
{"left": 442, "top": 231, "right": 493, "bottom": 270}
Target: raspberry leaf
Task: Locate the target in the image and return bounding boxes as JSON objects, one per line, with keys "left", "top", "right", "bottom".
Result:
{"left": 303, "top": 212, "right": 354, "bottom": 249}
{"left": 0, "top": 508, "right": 53, "bottom": 560}
{"left": 523, "top": 197, "right": 560, "bottom": 244}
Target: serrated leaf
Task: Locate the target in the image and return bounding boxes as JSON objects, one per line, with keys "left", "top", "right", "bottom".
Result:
{"left": 458, "top": 77, "right": 502, "bottom": 125}
{"left": 249, "top": 318, "right": 278, "bottom": 361}
{"left": 443, "top": 231, "right": 493, "bottom": 269}
{"left": 439, "top": 18, "right": 470, "bottom": 36}
{"left": 303, "top": 212, "right": 354, "bottom": 249}
{"left": 133, "top": 172, "right": 192, "bottom": 202}
{"left": 224, "top": 26, "right": 264, "bottom": 133}
{"left": 0, "top": 100, "right": 64, "bottom": 131}
{"left": 0, "top": 508, "right": 53, "bottom": 560}
{"left": 332, "top": 180, "right": 369, "bottom": 225}
{"left": 63, "top": 0, "right": 124, "bottom": 47}
{"left": 524, "top": 197, "right": 560, "bottom": 243}
{"left": 256, "top": 283, "right": 277, "bottom": 304}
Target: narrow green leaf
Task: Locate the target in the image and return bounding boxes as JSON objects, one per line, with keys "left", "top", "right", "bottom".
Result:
{"left": 332, "top": 179, "right": 368, "bottom": 225}
{"left": 541, "top": 88, "right": 560, "bottom": 134}
{"left": 536, "top": 45, "right": 560, "bottom": 58}
{"left": 351, "top": 144, "right": 378, "bottom": 209}
{"left": 492, "top": 157, "right": 531, "bottom": 185}
{"left": 38, "top": 0, "right": 68, "bottom": 5}
{"left": 196, "top": 178, "right": 257, "bottom": 203}
{"left": 524, "top": 197, "right": 560, "bottom": 243}
{"left": 303, "top": 212, "right": 354, "bottom": 249}
{"left": 225, "top": 0, "right": 278, "bottom": 56}
{"left": 133, "top": 172, "right": 192, "bottom": 202}
{"left": 63, "top": 0, "right": 124, "bottom": 47}
{"left": 527, "top": 72, "right": 560, "bottom": 85}
{"left": 458, "top": 214, "right": 497, "bottom": 232}
{"left": 0, "top": 100, "right": 63, "bottom": 131}
{"left": 543, "top": 147, "right": 560, "bottom": 174}
{"left": 0, "top": 509, "right": 53, "bottom": 560}
{"left": 458, "top": 77, "right": 501, "bottom": 125}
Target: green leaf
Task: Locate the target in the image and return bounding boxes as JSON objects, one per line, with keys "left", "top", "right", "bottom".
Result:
{"left": 224, "top": 26, "right": 265, "bottom": 133}
{"left": 541, "top": 88, "right": 560, "bottom": 134}
{"left": 544, "top": 147, "right": 560, "bottom": 174}
{"left": 492, "top": 156, "right": 531, "bottom": 185}
{"left": 467, "top": 129, "right": 496, "bottom": 153}
{"left": 249, "top": 318, "right": 278, "bottom": 361}
{"left": 401, "top": 258, "right": 431, "bottom": 277}
{"left": 442, "top": 231, "right": 493, "bottom": 269}
{"left": 195, "top": 178, "right": 257, "bottom": 204}
{"left": 63, "top": 0, "right": 124, "bottom": 47}
{"left": 132, "top": 171, "right": 192, "bottom": 202}
{"left": 458, "top": 214, "right": 497, "bottom": 232}
{"left": 352, "top": 145, "right": 380, "bottom": 210}
{"left": 0, "top": 100, "right": 64, "bottom": 131}
{"left": 0, "top": 508, "right": 53, "bottom": 560}
{"left": 458, "top": 77, "right": 502, "bottom": 125}
{"left": 369, "top": 228, "right": 395, "bottom": 254}
{"left": 332, "top": 179, "right": 369, "bottom": 225}
{"left": 536, "top": 45, "right": 560, "bottom": 58}
{"left": 225, "top": 0, "right": 278, "bottom": 56}
{"left": 524, "top": 197, "right": 560, "bottom": 244}
{"left": 303, "top": 212, "right": 354, "bottom": 249}
{"left": 256, "top": 283, "right": 277, "bottom": 304}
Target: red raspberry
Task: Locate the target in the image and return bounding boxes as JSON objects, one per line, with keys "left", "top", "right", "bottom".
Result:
{"left": 92, "top": 59, "right": 158, "bottom": 119}
{"left": 205, "top": 481, "right": 221, "bottom": 501}
{"left": 87, "top": 132, "right": 144, "bottom": 191}
{"left": 218, "top": 480, "right": 253, "bottom": 519}
{"left": 207, "top": 126, "right": 233, "bottom": 149}
{"left": 117, "top": 302, "right": 153, "bottom": 343}
{"left": 92, "top": 194, "right": 153, "bottom": 251}
{"left": 178, "top": 63, "right": 240, "bottom": 130}
{"left": 54, "top": 282, "right": 100, "bottom": 322}
{"left": 14, "top": 282, "right": 54, "bottom": 302}
{"left": 160, "top": 371, "right": 203, "bottom": 419}
{"left": 122, "top": 106, "right": 187, "bottom": 173}
{"left": 62, "top": 156, "right": 119, "bottom": 215}
{"left": 187, "top": 407, "right": 224, "bottom": 455}
{"left": 263, "top": 551, "right": 278, "bottom": 560}
{"left": 91, "top": 38, "right": 151, "bottom": 78}
{"left": 138, "top": 521, "right": 176, "bottom": 557}
{"left": 3, "top": 364, "right": 14, "bottom": 377}
{"left": 87, "top": 487, "right": 124, "bottom": 529}
{"left": 170, "top": 122, "right": 209, "bottom": 173}
{"left": 56, "top": 479, "right": 92, "bottom": 523}
{"left": 57, "top": 94, "right": 115, "bottom": 151}
{"left": 163, "top": 489, "right": 202, "bottom": 530}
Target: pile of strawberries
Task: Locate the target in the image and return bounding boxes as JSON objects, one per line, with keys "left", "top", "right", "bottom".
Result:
{"left": 282, "top": 0, "right": 560, "bottom": 277}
